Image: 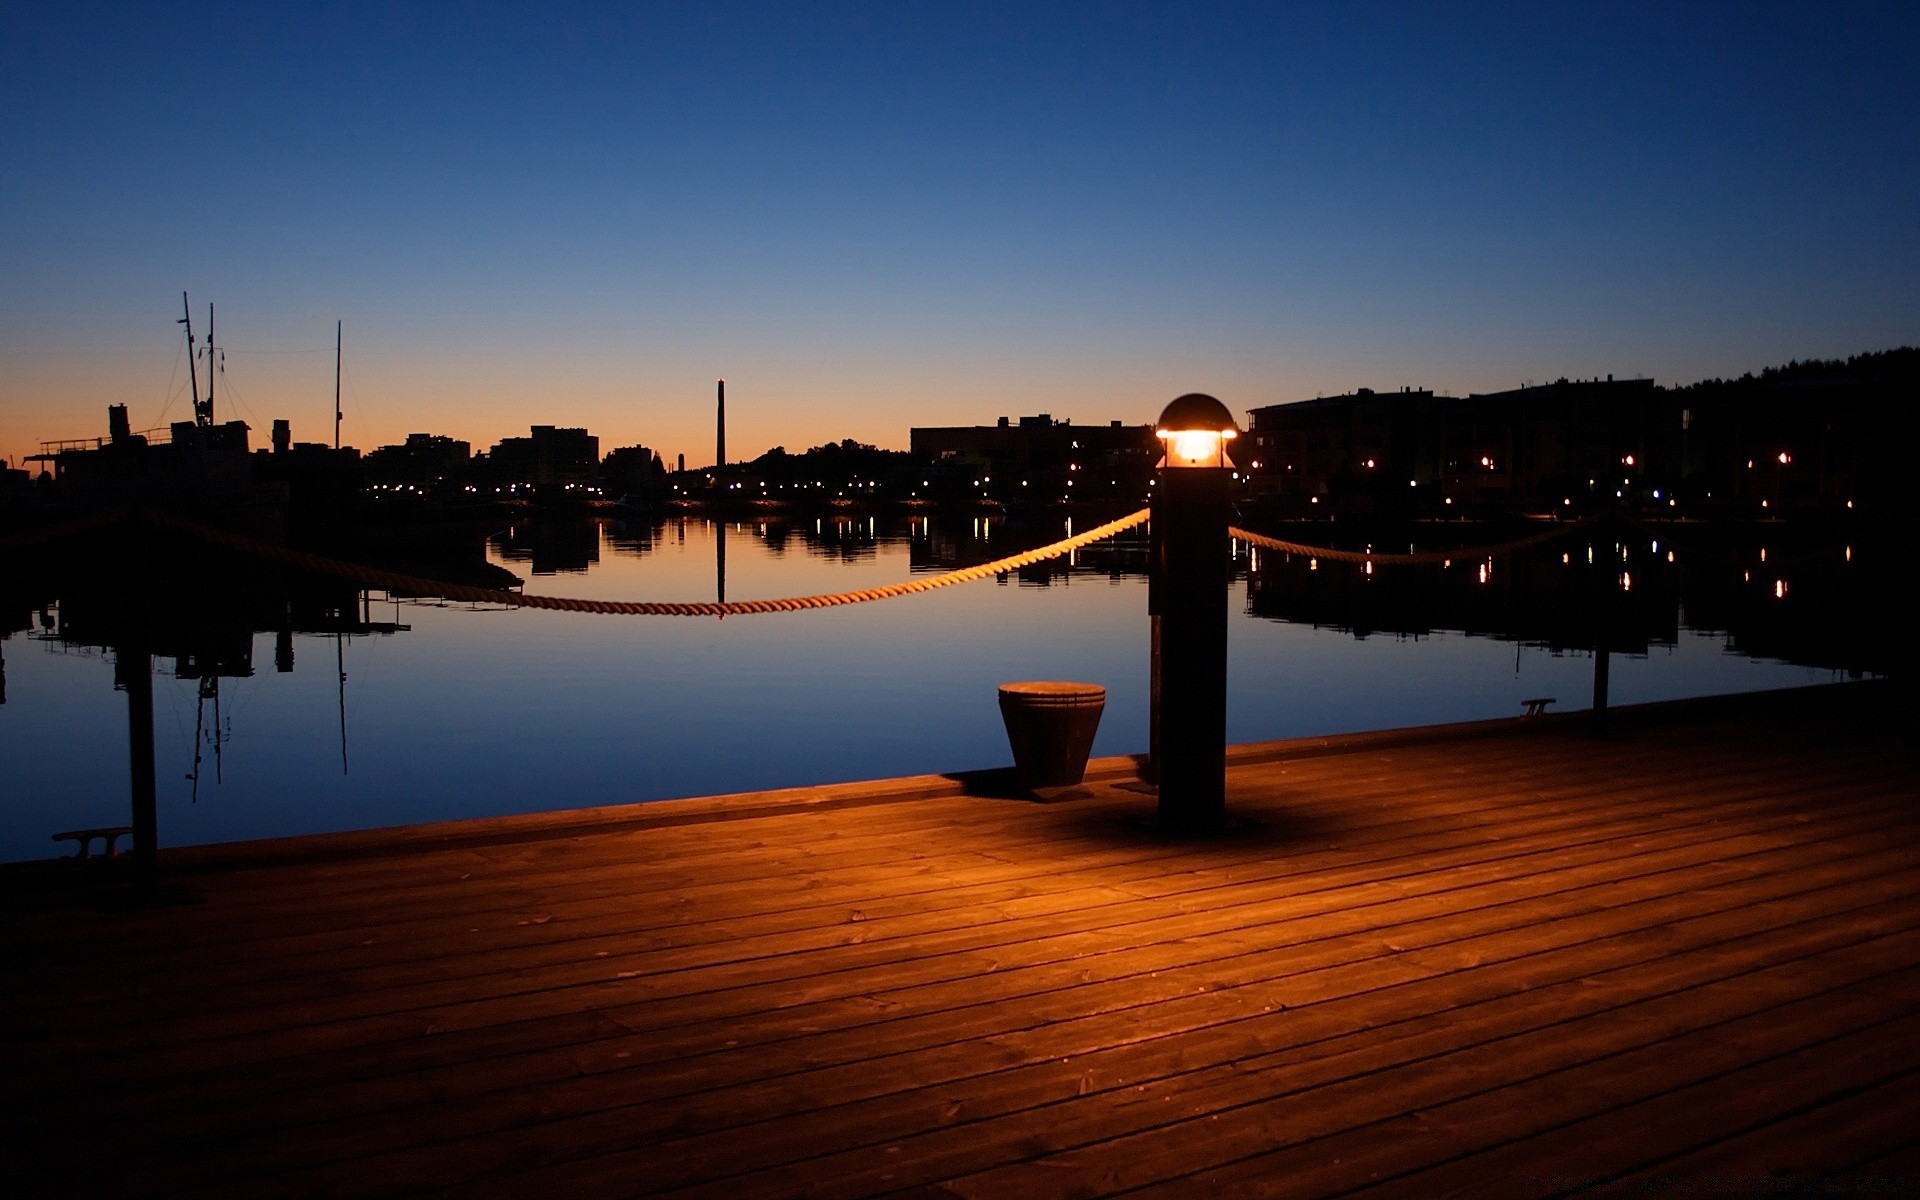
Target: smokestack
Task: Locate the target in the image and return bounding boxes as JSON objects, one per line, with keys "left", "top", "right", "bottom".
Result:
{"left": 108, "top": 404, "right": 131, "bottom": 444}
{"left": 716, "top": 379, "right": 726, "bottom": 468}
{"left": 677, "top": 452, "right": 685, "bottom": 474}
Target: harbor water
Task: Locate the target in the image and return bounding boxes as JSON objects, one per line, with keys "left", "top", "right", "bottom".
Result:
{"left": 0, "top": 513, "right": 1881, "bottom": 862}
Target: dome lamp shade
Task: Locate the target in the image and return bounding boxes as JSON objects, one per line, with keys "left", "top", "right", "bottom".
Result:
{"left": 1155, "top": 393, "right": 1240, "bottom": 469}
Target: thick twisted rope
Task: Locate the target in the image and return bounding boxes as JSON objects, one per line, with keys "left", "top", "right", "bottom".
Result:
{"left": 145, "top": 508, "right": 1152, "bottom": 617}
{"left": 1227, "top": 515, "right": 1606, "bottom": 565}
{"left": 11, "top": 504, "right": 1614, "bottom": 610}
{"left": 0, "top": 511, "right": 124, "bottom": 555}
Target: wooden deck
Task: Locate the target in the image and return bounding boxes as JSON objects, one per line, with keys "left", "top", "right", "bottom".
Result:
{"left": 5, "top": 684, "right": 1919, "bottom": 1198}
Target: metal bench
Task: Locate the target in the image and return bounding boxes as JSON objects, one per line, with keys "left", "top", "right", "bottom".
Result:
{"left": 1521, "top": 697, "right": 1556, "bottom": 718}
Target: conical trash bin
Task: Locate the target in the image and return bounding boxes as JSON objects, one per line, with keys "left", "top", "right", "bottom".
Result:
{"left": 998, "top": 681, "right": 1107, "bottom": 789}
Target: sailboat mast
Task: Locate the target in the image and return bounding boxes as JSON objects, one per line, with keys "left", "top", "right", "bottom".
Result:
{"left": 203, "top": 302, "right": 216, "bottom": 426}
{"left": 179, "top": 292, "right": 200, "bottom": 427}
{"left": 334, "top": 320, "right": 342, "bottom": 450}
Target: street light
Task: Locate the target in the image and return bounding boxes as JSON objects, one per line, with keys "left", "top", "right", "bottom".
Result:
{"left": 1150, "top": 394, "right": 1239, "bottom": 832}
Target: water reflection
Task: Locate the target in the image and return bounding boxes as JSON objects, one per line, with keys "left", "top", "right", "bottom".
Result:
{"left": 6, "top": 542, "right": 409, "bottom": 680}
{"left": 491, "top": 520, "right": 601, "bottom": 575}
{"left": 6, "top": 513, "right": 1895, "bottom": 702}
{"left": 1240, "top": 531, "right": 1903, "bottom": 677}
{"left": 541, "top": 512, "right": 1902, "bottom": 678}
{"left": 0, "top": 511, "right": 1892, "bottom": 862}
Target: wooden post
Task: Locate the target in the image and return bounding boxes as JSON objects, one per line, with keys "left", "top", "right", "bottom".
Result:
{"left": 1591, "top": 623, "right": 1611, "bottom": 733}
{"left": 1592, "top": 533, "right": 1614, "bottom": 736}
{"left": 121, "top": 514, "right": 159, "bottom": 895}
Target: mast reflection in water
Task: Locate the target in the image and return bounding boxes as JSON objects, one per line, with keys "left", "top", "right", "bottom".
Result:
{"left": 1, "top": 513, "right": 1893, "bottom": 862}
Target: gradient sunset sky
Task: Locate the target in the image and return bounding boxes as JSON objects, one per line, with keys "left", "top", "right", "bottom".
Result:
{"left": 5, "top": 2, "right": 1917, "bottom": 471}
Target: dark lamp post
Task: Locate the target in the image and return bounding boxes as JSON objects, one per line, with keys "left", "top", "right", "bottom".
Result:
{"left": 1150, "top": 394, "right": 1239, "bottom": 832}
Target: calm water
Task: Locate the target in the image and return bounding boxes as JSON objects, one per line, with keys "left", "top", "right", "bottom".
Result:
{"left": 0, "top": 513, "right": 1873, "bottom": 862}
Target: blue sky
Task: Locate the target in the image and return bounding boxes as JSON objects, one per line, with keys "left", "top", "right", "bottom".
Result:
{"left": 5, "top": 2, "right": 1917, "bottom": 467}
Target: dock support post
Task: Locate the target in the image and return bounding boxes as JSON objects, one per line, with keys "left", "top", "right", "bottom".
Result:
{"left": 1592, "top": 529, "right": 1616, "bottom": 736}
{"left": 121, "top": 513, "right": 159, "bottom": 895}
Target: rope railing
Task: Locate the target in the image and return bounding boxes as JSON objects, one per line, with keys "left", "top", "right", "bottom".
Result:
{"left": 1228, "top": 515, "right": 1609, "bottom": 565}
{"left": 144, "top": 508, "right": 1154, "bottom": 617}
{"left": 4, "top": 505, "right": 1624, "bottom": 614}
{"left": 0, "top": 511, "right": 125, "bottom": 555}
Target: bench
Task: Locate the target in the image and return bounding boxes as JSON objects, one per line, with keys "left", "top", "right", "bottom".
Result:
{"left": 51, "top": 827, "right": 135, "bottom": 859}
{"left": 1521, "top": 697, "right": 1557, "bottom": 718}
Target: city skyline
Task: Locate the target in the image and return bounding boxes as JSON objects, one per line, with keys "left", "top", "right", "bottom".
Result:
{"left": 7, "top": 4, "right": 1919, "bottom": 470}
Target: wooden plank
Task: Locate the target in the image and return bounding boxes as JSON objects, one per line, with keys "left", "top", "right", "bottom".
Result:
{"left": 11, "top": 710, "right": 1827, "bottom": 936}
{"left": 1290, "top": 1002, "right": 1920, "bottom": 1199}
{"left": 15, "top": 744, "right": 1873, "bottom": 1013}
{"left": 15, "top": 764, "right": 1904, "bottom": 1090}
{"left": 3, "top": 729, "right": 1674, "bottom": 960}
{"left": 15, "top": 741, "right": 1881, "bottom": 998}
{"left": 931, "top": 976, "right": 1920, "bottom": 1200}
{"left": 1576, "top": 1069, "right": 1920, "bottom": 1196}
{"left": 16, "top": 777, "right": 1904, "bottom": 1091}
{"left": 65, "top": 855, "right": 1920, "bottom": 1188}
{"left": 2, "top": 688, "right": 1912, "bottom": 1200}
{"left": 15, "top": 757, "right": 1874, "bottom": 1033}
{"left": 76, "top": 831, "right": 1920, "bottom": 1195}
{"left": 358, "top": 899, "right": 1920, "bottom": 1200}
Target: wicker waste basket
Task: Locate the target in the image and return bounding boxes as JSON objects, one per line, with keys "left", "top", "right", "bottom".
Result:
{"left": 997, "top": 681, "right": 1107, "bottom": 789}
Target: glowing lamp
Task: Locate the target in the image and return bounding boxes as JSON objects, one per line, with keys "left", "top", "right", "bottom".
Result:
{"left": 1155, "top": 394, "right": 1240, "bottom": 469}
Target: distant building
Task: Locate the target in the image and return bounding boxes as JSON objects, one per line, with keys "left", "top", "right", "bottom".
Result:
{"left": 1245, "top": 378, "right": 1664, "bottom": 514}
{"left": 486, "top": 425, "right": 599, "bottom": 489}
{"left": 364, "top": 433, "right": 472, "bottom": 485}
{"left": 910, "top": 414, "right": 1157, "bottom": 499}
{"left": 251, "top": 419, "right": 363, "bottom": 522}
{"left": 912, "top": 414, "right": 1154, "bottom": 467}
{"left": 0, "top": 463, "right": 32, "bottom": 512}
{"left": 1245, "top": 388, "right": 1440, "bottom": 509}
{"left": 601, "top": 443, "right": 665, "bottom": 498}
{"left": 1450, "top": 377, "right": 1667, "bottom": 509}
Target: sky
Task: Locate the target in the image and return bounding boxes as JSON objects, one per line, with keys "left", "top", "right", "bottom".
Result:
{"left": 5, "top": 1, "right": 1918, "bottom": 471}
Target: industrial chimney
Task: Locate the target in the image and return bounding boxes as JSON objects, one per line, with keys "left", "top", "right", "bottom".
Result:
{"left": 716, "top": 379, "right": 726, "bottom": 468}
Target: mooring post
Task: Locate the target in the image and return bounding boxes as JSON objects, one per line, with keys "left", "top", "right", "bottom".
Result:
{"left": 1591, "top": 525, "right": 1616, "bottom": 736}
{"left": 121, "top": 511, "right": 159, "bottom": 895}
{"left": 1591, "top": 619, "right": 1612, "bottom": 733}
{"left": 1150, "top": 395, "right": 1239, "bottom": 832}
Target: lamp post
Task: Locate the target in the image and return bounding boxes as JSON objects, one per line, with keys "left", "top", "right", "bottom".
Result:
{"left": 1151, "top": 394, "right": 1239, "bottom": 832}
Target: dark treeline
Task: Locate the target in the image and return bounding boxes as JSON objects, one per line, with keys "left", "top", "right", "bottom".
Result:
{"left": 1240, "top": 348, "right": 1920, "bottom": 526}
